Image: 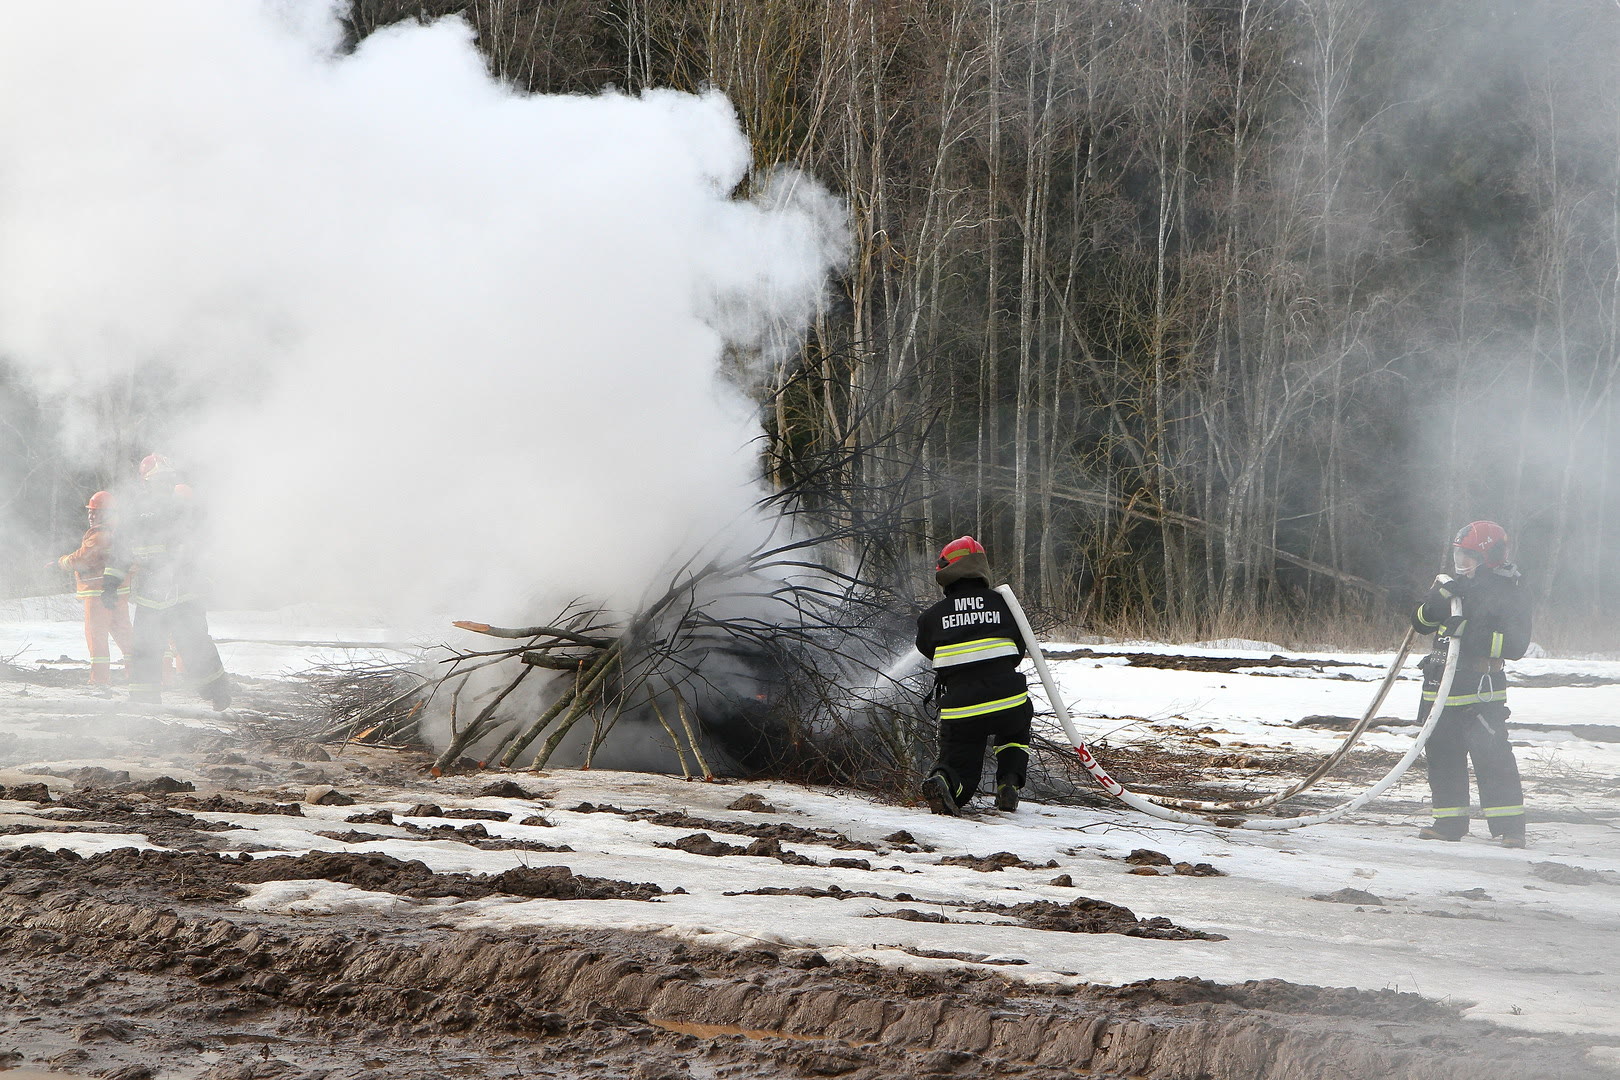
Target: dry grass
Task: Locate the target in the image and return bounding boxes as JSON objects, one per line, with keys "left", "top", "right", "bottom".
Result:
{"left": 1055, "top": 604, "right": 1620, "bottom": 658}
{"left": 1052, "top": 608, "right": 1409, "bottom": 654}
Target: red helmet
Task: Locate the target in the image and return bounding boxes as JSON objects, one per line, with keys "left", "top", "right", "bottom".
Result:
{"left": 937, "top": 535, "right": 987, "bottom": 569}
{"left": 138, "top": 453, "right": 174, "bottom": 481}
{"left": 1453, "top": 521, "right": 1509, "bottom": 568}
{"left": 86, "top": 490, "right": 114, "bottom": 510}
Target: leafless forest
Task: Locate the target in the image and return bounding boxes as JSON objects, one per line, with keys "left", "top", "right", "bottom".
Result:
{"left": 6, "top": 0, "right": 1620, "bottom": 640}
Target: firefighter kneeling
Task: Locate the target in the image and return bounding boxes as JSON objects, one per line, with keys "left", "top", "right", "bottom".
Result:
{"left": 914, "top": 537, "right": 1031, "bottom": 815}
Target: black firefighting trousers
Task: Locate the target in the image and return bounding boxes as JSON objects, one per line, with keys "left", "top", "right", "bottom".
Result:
{"left": 1418, "top": 689, "right": 1525, "bottom": 840}
{"left": 931, "top": 699, "right": 1032, "bottom": 806}
{"left": 129, "top": 601, "right": 229, "bottom": 707}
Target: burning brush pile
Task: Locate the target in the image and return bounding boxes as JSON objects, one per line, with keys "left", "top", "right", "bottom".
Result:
{"left": 296, "top": 492, "right": 934, "bottom": 792}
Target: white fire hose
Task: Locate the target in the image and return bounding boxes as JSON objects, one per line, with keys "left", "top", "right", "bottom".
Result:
{"left": 995, "top": 585, "right": 1460, "bottom": 831}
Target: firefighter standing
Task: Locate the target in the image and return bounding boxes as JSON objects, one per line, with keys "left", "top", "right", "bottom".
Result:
{"left": 1412, "top": 520, "right": 1531, "bottom": 848}
{"left": 914, "top": 536, "right": 1032, "bottom": 815}
{"left": 103, "top": 454, "right": 232, "bottom": 710}
{"left": 46, "top": 490, "right": 134, "bottom": 686}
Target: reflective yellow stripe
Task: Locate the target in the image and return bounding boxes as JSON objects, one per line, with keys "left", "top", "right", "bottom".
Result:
{"left": 992, "top": 742, "right": 1029, "bottom": 755}
{"left": 1421, "top": 687, "right": 1509, "bottom": 707}
{"left": 934, "top": 635, "right": 1017, "bottom": 658}
{"left": 76, "top": 585, "right": 131, "bottom": 598}
{"left": 1482, "top": 805, "right": 1524, "bottom": 818}
{"left": 1431, "top": 806, "right": 1468, "bottom": 819}
{"left": 134, "top": 593, "right": 200, "bottom": 610}
{"left": 941, "top": 692, "right": 1029, "bottom": 721}
{"left": 1414, "top": 606, "right": 1440, "bottom": 629}
{"left": 1490, "top": 632, "right": 1504, "bottom": 658}
{"left": 932, "top": 636, "right": 1020, "bottom": 668}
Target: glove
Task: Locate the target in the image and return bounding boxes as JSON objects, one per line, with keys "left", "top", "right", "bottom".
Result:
{"left": 100, "top": 584, "right": 120, "bottom": 610}
{"left": 1438, "top": 616, "right": 1468, "bottom": 639}
{"left": 1434, "top": 574, "right": 1471, "bottom": 600}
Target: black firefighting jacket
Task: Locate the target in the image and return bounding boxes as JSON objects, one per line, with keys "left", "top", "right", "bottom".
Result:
{"left": 1412, "top": 565, "right": 1532, "bottom": 708}
{"left": 915, "top": 578, "right": 1030, "bottom": 722}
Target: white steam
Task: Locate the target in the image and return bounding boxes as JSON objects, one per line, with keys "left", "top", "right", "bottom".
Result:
{"left": 0, "top": 2, "right": 845, "bottom": 623}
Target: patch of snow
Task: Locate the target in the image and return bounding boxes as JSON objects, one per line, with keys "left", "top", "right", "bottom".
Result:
{"left": 237, "top": 879, "right": 420, "bottom": 916}
{"left": 0, "top": 832, "right": 163, "bottom": 856}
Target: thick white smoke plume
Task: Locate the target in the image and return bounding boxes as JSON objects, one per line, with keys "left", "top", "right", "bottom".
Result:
{"left": 0, "top": 2, "right": 845, "bottom": 626}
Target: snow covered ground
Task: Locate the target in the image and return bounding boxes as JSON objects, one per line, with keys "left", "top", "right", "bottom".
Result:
{"left": 4, "top": 598, "right": 1620, "bottom": 1060}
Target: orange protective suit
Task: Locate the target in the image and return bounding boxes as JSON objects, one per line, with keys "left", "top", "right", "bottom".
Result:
{"left": 55, "top": 521, "right": 134, "bottom": 685}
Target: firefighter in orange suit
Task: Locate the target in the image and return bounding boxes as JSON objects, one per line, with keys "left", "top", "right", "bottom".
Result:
{"left": 47, "top": 490, "right": 135, "bottom": 685}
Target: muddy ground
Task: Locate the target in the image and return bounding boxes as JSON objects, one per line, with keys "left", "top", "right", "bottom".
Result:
{"left": 0, "top": 666, "right": 1614, "bottom": 1079}
{"left": 0, "top": 837, "right": 1607, "bottom": 1080}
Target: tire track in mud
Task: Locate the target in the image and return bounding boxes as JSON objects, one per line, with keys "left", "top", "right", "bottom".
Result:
{"left": 0, "top": 850, "right": 1607, "bottom": 1080}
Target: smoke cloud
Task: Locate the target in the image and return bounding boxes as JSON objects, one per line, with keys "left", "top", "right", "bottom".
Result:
{"left": 0, "top": 2, "right": 845, "bottom": 625}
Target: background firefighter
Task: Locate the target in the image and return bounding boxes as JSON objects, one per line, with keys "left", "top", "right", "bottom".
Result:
{"left": 103, "top": 454, "right": 232, "bottom": 711}
{"left": 46, "top": 489, "right": 134, "bottom": 686}
{"left": 1411, "top": 520, "right": 1532, "bottom": 848}
{"left": 914, "top": 536, "right": 1033, "bottom": 815}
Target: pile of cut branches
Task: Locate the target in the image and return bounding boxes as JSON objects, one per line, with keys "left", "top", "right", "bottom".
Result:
{"left": 297, "top": 660, "right": 429, "bottom": 749}
{"left": 417, "top": 513, "right": 922, "bottom": 781}
{"left": 300, "top": 429, "right": 942, "bottom": 793}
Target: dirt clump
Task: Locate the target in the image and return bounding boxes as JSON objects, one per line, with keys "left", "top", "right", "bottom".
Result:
{"left": 573, "top": 801, "right": 881, "bottom": 852}
{"left": 725, "top": 884, "right": 898, "bottom": 901}
{"left": 861, "top": 889, "right": 1224, "bottom": 941}
{"left": 1173, "top": 861, "right": 1225, "bottom": 877}
{"left": 439, "top": 807, "right": 510, "bottom": 820}
{"left": 658, "top": 831, "right": 824, "bottom": 867}
{"left": 177, "top": 794, "right": 305, "bottom": 815}
{"left": 316, "top": 829, "right": 392, "bottom": 844}
{"left": 871, "top": 907, "right": 953, "bottom": 924}
{"left": 490, "top": 864, "right": 663, "bottom": 901}
{"left": 985, "top": 896, "right": 1225, "bottom": 941}
{"left": 480, "top": 779, "right": 547, "bottom": 799}
{"left": 938, "top": 851, "right": 1057, "bottom": 872}
{"left": 0, "top": 846, "right": 665, "bottom": 904}
{"left": 1311, "top": 887, "right": 1388, "bottom": 905}
{"left": 1530, "top": 861, "right": 1620, "bottom": 886}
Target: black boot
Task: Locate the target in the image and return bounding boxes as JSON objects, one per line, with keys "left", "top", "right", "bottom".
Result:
{"left": 921, "top": 773, "right": 960, "bottom": 816}
{"left": 204, "top": 675, "right": 233, "bottom": 712}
